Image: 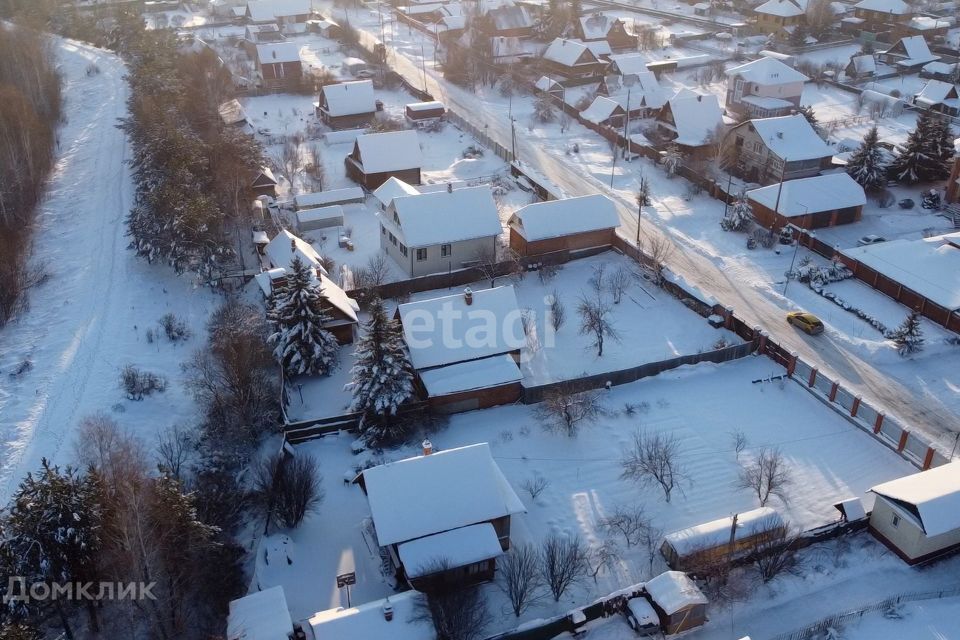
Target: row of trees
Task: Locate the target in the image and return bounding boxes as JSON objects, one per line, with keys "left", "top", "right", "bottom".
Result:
{"left": 846, "top": 112, "right": 955, "bottom": 189}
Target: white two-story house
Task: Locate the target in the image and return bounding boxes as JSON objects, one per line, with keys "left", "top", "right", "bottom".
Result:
{"left": 725, "top": 57, "right": 808, "bottom": 118}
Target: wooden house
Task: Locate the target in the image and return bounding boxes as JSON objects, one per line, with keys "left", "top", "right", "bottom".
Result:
{"left": 655, "top": 91, "right": 724, "bottom": 158}
{"left": 726, "top": 115, "right": 833, "bottom": 185}
{"left": 913, "top": 80, "right": 960, "bottom": 117}
{"left": 753, "top": 0, "right": 807, "bottom": 35}
{"left": 508, "top": 194, "right": 620, "bottom": 256}
{"left": 254, "top": 42, "right": 302, "bottom": 90}
{"left": 851, "top": 0, "right": 912, "bottom": 31}
{"left": 316, "top": 80, "right": 377, "bottom": 129}
{"left": 345, "top": 130, "right": 422, "bottom": 190}
{"left": 541, "top": 38, "right": 608, "bottom": 84}
{"left": 576, "top": 12, "right": 636, "bottom": 49}
{"left": 353, "top": 442, "right": 526, "bottom": 591}
{"left": 251, "top": 166, "right": 278, "bottom": 197}
{"left": 487, "top": 4, "right": 534, "bottom": 38}
{"left": 878, "top": 35, "right": 939, "bottom": 70}
{"left": 245, "top": 0, "right": 312, "bottom": 26}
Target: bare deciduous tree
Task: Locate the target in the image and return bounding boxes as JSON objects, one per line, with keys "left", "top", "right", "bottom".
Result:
{"left": 548, "top": 290, "right": 565, "bottom": 332}
{"left": 589, "top": 539, "right": 621, "bottom": 583}
{"left": 609, "top": 266, "right": 631, "bottom": 304}
{"left": 353, "top": 253, "right": 391, "bottom": 300}
{"left": 729, "top": 429, "right": 748, "bottom": 462}
{"left": 414, "top": 574, "right": 492, "bottom": 640}
{"left": 254, "top": 452, "right": 325, "bottom": 530}
{"left": 577, "top": 291, "right": 620, "bottom": 357}
{"left": 541, "top": 535, "right": 589, "bottom": 601}
{"left": 520, "top": 475, "right": 550, "bottom": 501}
{"left": 598, "top": 504, "right": 647, "bottom": 548}
{"left": 748, "top": 523, "right": 802, "bottom": 583}
{"left": 535, "top": 385, "right": 603, "bottom": 436}
{"left": 640, "top": 234, "right": 674, "bottom": 287}
{"left": 156, "top": 423, "right": 192, "bottom": 480}
{"left": 621, "top": 430, "right": 690, "bottom": 503}
{"left": 638, "top": 519, "right": 663, "bottom": 579}
{"left": 738, "top": 447, "right": 791, "bottom": 507}
{"left": 498, "top": 544, "right": 543, "bottom": 616}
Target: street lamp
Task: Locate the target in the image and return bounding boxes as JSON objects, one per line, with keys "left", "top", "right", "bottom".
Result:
{"left": 783, "top": 208, "right": 809, "bottom": 297}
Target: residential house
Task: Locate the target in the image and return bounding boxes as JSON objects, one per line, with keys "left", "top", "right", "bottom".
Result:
{"left": 254, "top": 42, "right": 302, "bottom": 90}
{"left": 902, "top": 15, "right": 952, "bottom": 39}
{"left": 920, "top": 61, "right": 959, "bottom": 82}
{"left": 541, "top": 38, "right": 608, "bottom": 84}
{"left": 345, "top": 130, "right": 422, "bottom": 190}
{"left": 242, "top": 24, "right": 284, "bottom": 55}
{"left": 372, "top": 176, "right": 422, "bottom": 210}
{"left": 868, "top": 462, "right": 960, "bottom": 564}
{"left": 259, "top": 229, "right": 359, "bottom": 343}
{"left": 746, "top": 172, "right": 866, "bottom": 230}
{"left": 725, "top": 57, "right": 808, "bottom": 118}
{"left": 845, "top": 54, "right": 877, "bottom": 80}
{"left": 661, "top": 508, "right": 786, "bottom": 572}
{"left": 396, "top": 287, "right": 525, "bottom": 411}
{"left": 316, "top": 80, "right": 377, "bottom": 129}
{"left": 878, "top": 35, "right": 939, "bottom": 70}
{"left": 377, "top": 182, "right": 502, "bottom": 277}
{"left": 353, "top": 443, "right": 526, "bottom": 589}
{"left": 851, "top": 0, "right": 912, "bottom": 31}
{"left": 508, "top": 194, "right": 620, "bottom": 256}
{"left": 913, "top": 80, "right": 960, "bottom": 116}
{"left": 645, "top": 571, "right": 709, "bottom": 634}
{"left": 487, "top": 4, "right": 534, "bottom": 37}
{"left": 753, "top": 0, "right": 807, "bottom": 36}
{"left": 655, "top": 91, "right": 724, "bottom": 157}
{"left": 218, "top": 99, "right": 248, "bottom": 127}
{"left": 727, "top": 114, "right": 833, "bottom": 185}
{"left": 305, "top": 591, "right": 433, "bottom": 640}
{"left": 575, "top": 12, "right": 636, "bottom": 49}
{"left": 226, "top": 586, "right": 294, "bottom": 640}
{"left": 245, "top": 0, "right": 312, "bottom": 26}
{"left": 251, "top": 166, "right": 278, "bottom": 196}
{"left": 580, "top": 95, "right": 627, "bottom": 127}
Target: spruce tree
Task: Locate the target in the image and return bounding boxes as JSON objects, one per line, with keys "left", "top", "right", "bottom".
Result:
{"left": 346, "top": 297, "right": 415, "bottom": 428}
{"left": 268, "top": 256, "right": 339, "bottom": 377}
{"left": 846, "top": 126, "right": 888, "bottom": 191}
{"left": 889, "top": 310, "right": 924, "bottom": 356}
{"left": 889, "top": 111, "right": 949, "bottom": 183}
{"left": 929, "top": 114, "right": 955, "bottom": 168}
{"left": 721, "top": 190, "right": 753, "bottom": 232}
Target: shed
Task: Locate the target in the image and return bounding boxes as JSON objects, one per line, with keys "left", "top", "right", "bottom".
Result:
{"left": 251, "top": 166, "right": 278, "bottom": 196}
{"left": 405, "top": 101, "right": 446, "bottom": 127}
{"left": 746, "top": 173, "right": 866, "bottom": 230}
{"left": 226, "top": 586, "right": 293, "bottom": 640}
{"left": 218, "top": 99, "right": 248, "bottom": 127}
{"left": 294, "top": 187, "right": 364, "bottom": 210}
{"left": 305, "top": 591, "right": 433, "bottom": 640}
{"left": 296, "top": 205, "right": 344, "bottom": 232}
{"left": 508, "top": 194, "right": 619, "bottom": 256}
{"left": 660, "top": 507, "right": 785, "bottom": 571}
{"left": 346, "top": 130, "right": 423, "bottom": 190}
{"left": 645, "top": 571, "right": 708, "bottom": 634}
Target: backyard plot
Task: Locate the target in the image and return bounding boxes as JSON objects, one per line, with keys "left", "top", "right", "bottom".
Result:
{"left": 257, "top": 357, "right": 917, "bottom": 626}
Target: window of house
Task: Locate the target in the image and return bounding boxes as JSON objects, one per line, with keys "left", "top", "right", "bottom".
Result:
{"left": 380, "top": 224, "right": 386, "bottom": 235}
{"left": 393, "top": 212, "right": 400, "bottom": 224}
{"left": 441, "top": 243, "right": 452, "bottom": 257}
{"left": 891, "top": 514, "right": 900, "bottom": 528}
{"left": 388, "top": 232, "right": 397, "bottom": 246}
{"left": 752, "top": 141, "right": 763, "bottom": 153}
{"left": 416, "top": 248, "right": 427, "bottom": 261}
{"left": 400, "top": 243, "right": 407, "bottom": 256}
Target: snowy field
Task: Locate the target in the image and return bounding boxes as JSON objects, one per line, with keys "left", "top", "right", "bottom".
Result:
{"left": 255, "top": 357, "right": 918, "bottom": 626}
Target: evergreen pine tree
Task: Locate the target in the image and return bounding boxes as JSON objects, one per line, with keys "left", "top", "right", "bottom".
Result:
{"left": 929, "top": 114, "right": 955, "bottom": 167}
{"left": 268, "top": 256, "right": 339, "bottom": 377}
{"left": 889, "top": 310, "right": 924, "bottom": 356}
{"left": 0, "top": 623, "right": 43, "bottom": 640}
{"left": 846, "top": 126, "right": 888, "bottom": 191}
{"left": 889, "top": 111, "right": 949, "bottom": 183}
{"left": 346, "top": 297, "right": 415, "bottom": 427}
{"left": 721, "top": 191, "right": 754, "bottom": 231}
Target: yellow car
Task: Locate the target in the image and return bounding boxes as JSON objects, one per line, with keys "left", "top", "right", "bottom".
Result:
{"left": 787, "top": 311, "right": 824, "bottom": 335}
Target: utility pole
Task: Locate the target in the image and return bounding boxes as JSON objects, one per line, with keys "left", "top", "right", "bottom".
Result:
{"left": 420, "top": 43, "right": 428, "bottom": 93}
{"left": 623, "top": 88, "right": 631, "bottom": 160}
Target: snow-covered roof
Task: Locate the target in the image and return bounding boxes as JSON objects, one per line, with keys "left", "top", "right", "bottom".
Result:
{"left": 218, "top": 98, "right": 247, "bottom": 125}
{"left": 296, "top": 205, "right": 343, "bottom": 224}
{"left": 255, "top": 42, "right": 300, "bottom": 64}
{"left": 726, "top": 57, "right": 809, "bottom": 84}
{"left": 884, "top": 36, "right": 938, "bottom": 66}
{"left": 665, "top": 94, "right": 723, "bottom": 147}
{"left": 254, "top": 268, "right": 286, "bottom": 296}
{"left": 835, "top": 497, "right": 866, "bottom": 521}
{"left": 664, "top": 507, "right": 784, "bottom": 556}
{"left": 922, "top": 61, "right": 957, "bottom": 75}
{"left": 320, "top": 80, "right": 376, "bottom": 117}
{"left": 754, "top": 0, "right": 807, "bottom": 17}
{"left": 406, "top": 100, "right": 445, "bottom": 112}
{"left": 354, "top": 130, "right": 422, "bottom": 174}
{"left": 359, "top": 443, "right": 525, "bottom": 546}
{"left": 489, "top": 4, "right": 533, "bottom": 30}
{"left": 842, "top": 233, "right": 960, "bottom": 311}
{"left": 746, "top": 173, "right": 865, "bottom": 215}
{"left": 870, "top": 462, "right": 960, "bottom": 537}
{"left": 848, "top": 54, "right": 877, "bottom": 74}
{"left": 397, "top": 285, "right": 524, "bottom": 369}
{"left": 740, "top": 95, "right": 795, "bottom": 109}
{"left": 511, "top": 194, "right": 619, "bottom": 241}
{"left": 580, "top": 96, "right": 625, "bottom": 123}
{"left": 854, "top": 0, "right": 910, "bottom": 13}
{"left": 227, "top": 587, "right": 293, "bottom": 640}
{"left": 579, "top": 12, "right": 624, "bottom": 40}
{"left": 306, "top": 591, "right": 433, "bottom": 640}
{"left": 387, "top": 185, "right": 502, "bottom": 247}
{"left": 611, "top": 72, "right": 667, "bottom": 110}
{"left": 575, "top": 38, "right": 612, "bottom": 59}
{"left": 610, "top": 53, "right": 649, "bottom": 76}
{"left": 294, "top": 187, "right": 364, "bottom": 209}
{"left": 265, "top": 229, "right": 327, "bottom": 274}
{"left": 535, "top": 75, "right": 563, "bottom": 92}
{"left": 398, "top": 522, "right": 505, "bottom": 578}
{"left": 645, "top": 571, "right": 708, "bottom": 615}
{"left": 419, "top": 354, "right": 522, "bottom": 396}
{"left": 247, "top": 0, "right": 311, "bottom": 21}
{"left": 914, "top": 79, "right": 959, "bottom": 106}
{"left": 373, "top": 176, "right": 421, "bottom": 208}
{"left": 748, "top": 114, "right": 833, "bottom": 161}
{"left": 543, "top": 38, "right": 598, "bottom": 67}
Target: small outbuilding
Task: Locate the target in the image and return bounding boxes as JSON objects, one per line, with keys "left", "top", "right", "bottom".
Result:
{"left": 645, "top": 571, "right": 708, "bottom": 634}
{"left": 296, "top": 205, "right": 344, "bottom": 232}
{"left": 746, "top": 173, "right": 866, "bottom": 230}
{"left": 405, "top": 101, "right": 446, "bottom": 127}
{"left": 868, "top": 462, "right": 960, "bottom": 564}
{"left": 294, "top": 187, "right": 364, "bottom": 210}
{"left": 226, "top": 586, "right": 294, "bottom": 640}
{"left": 660, "top": 507, "right": 785, "bottom": 571}
{"left": 508, "top": 194, "right": 620, "bottom": 256}
{"left": 251, "top": 166, "right": 279, "bottom": 197}
{"left": 346, "top": 130, "right": 422, "bottom": 190}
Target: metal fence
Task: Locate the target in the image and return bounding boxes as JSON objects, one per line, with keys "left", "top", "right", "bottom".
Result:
{"left": 770, "top": 588, "right": 960, "bottom": 640}
{"left": 446, "top": 111, "right": 515, "bottom": 164}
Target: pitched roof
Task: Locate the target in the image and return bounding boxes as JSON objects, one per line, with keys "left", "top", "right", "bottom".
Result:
{"left": 754, "top": 0, "right": 807, "bottom": 17}
{"left": 870, "top": 462, "right": 960, "bottom": 537}
{"left": 306, "top": 591, "right": 433, "bottom": 640}
{"left": 293, "top": 187, "right": 365, "bottom": 209}
{"left": 373, "top": 176, "right": 421, "bottom": 208}
{"left": 914, "top": 79, "right": 959, "bottom": 106}
{"left": 489, "top": 4, "right": 532, "bottom": 30}
{"left": 511, "top": 194, "right": 619, "bottom": 241}
{"left": 246, "top": 0, "right": 311, "bottom": 21}
{"left": 397, "top": 286, "right": 524, "bottom": 369}
{"left": 218, "top": 98, "right": 247, "bottom": 125}
{"left": 543, "top": 38, "right": 598, "bottom": 67}
{"left": 255, "top": 42, "right": 300, "bottom": 64}
{"left": 746, "top": 173, "right": 865, "bottom": 215}
{"left": 645, "top": 572, "right": 708, "bottom": 615}
{"left": 664, "top": 507, "right": 784, "bottom": 556}
{"left": 354, "top": 130, "right": 422, "bottom": 174}
{"left": 419, "top": 354, "right": 522, "bottom": 396}
{"left": 397, "top": 522, "right": 505, "bottom": 578}
{"left": 664, "top": 93, "right": 723, "bottom": 147}
{"left": 387, "top": 185, "right": 502, "bottom": 247}
{"left": 226, "top": 587, "right": 293, "bottom": 640}
{"left": 579, "top": 12, "right": 624, "bottom": 40}
{"left": 848, "top": 54, "right": 877, "bottom": 74}
{"left": 610, "top": 53, "right": 650, "bottom": 76}
{"left": 359, "top": 443, "right": 525, "bottom": 546}
{"left": 580, "top": 95, "right": 625, "bottom": 124}
{"left": 611, "top": 71, "right": 667, "bottom": 109}
{"left": 726, "top": 56, "right": 809, "bottom": 84}
{"left": 748, "top": 114, "right": 833, "bottom": 161}
{"left": 854, "top": 0, "right": 910, "bottom": 13}
{"left": 320, "top": 80, "right": 376, "bottom": 117}
{"left": 883, "top": 35, "right": 938, "bottom": 65}
{"left": 264, "top": 229, "right": 327, "bottom": 275}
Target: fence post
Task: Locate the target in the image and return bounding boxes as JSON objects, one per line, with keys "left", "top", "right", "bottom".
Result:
{"left": 808, "top": 366, "right": 818, "bottom": 388}
{"left": 757, "top": 330, "right": 768, "bottom": 353}
{"left": 851, "top": 395, "right": 862, "bottom": 418}
{"left": 873, "top": 411, "right": 884, "bottom": 434}
{"left": 829, "top": 381, "right": 839, "bottom": 402}
{"left": 787, "top": 351, "right": 798, "bottom": 377}
{"left": 923, "top": 447, "right": 936, "bottom": 470}
{"left": 724, "top": 306, "right": 735, "bottom": 329}
{"left": 897, "top": 430, "right": 909, "bottom": 452}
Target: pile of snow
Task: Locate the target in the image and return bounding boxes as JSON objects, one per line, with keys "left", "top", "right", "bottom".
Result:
{"left": 227, "top": 587, "right": 293, "bottom": 640}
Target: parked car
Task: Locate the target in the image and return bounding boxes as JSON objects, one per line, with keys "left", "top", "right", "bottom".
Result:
{"left": 787, "top": 311, "right": 824, "bottom": 335}
{"left": 857, "top": 234, "right": 887, "bottom": 246}
{"left": 625, "top": 597, "right": 660, "bottom": 636}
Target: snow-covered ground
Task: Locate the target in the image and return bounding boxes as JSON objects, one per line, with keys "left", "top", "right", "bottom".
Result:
{"left": 258, "top": 357, "right": 918, "bottom": 627}
{"left": 0, "top": 39, "right": 217, "bottom": 503}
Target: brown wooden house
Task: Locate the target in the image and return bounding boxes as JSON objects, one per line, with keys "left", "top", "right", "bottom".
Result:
{"left": 345, "top": 130, "right": 422, "bottom": 190}
{"left": 316, "top": 80, "right": 377, "bottom": 129}
{"left": 254, "top": 42, "right": 302, "bottom": 90}
{"left": 576, "top": 13, "right": 636, "bottom": 49}
{"left": 251, "top": 166, "right": 278, "bottom": 197}
{"left": 509, "top": 194, "right": 619, "bottom": 257}
{"left": 541, "top": 38, "right": 608, "bottom": 84}
{"left": 353, "top": 442, "right": 526, "bottom": 591}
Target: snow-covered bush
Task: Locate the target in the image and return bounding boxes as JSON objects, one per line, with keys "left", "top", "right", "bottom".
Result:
{"left": 160, "top": 312, "right": 191, "bottom": 342}
{"left": 120, "top": 365, "right": 167, "bottom": 400}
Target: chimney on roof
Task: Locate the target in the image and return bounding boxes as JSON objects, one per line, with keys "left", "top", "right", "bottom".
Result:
{"left": 697, "top": 95, "right": 703, "bottom": 102}
{"left": 382, "top": 598, "right": 394, "bottom": 621}
{"left": 447, "top": 182, "right": 453, "bottom": 193}
{"left": 464, "top": 287, "right": 473, "bottom": 305}
{"left": 291, "top": 238, "right": 297, "bottom": 252}
{"left": 422, "top": 439, "right": 433, "bottom": 456}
